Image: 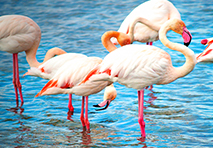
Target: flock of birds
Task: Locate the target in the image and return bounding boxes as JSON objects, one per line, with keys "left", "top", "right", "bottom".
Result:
{"left": 0, "top": 0, "right": 212, "bottom": 139}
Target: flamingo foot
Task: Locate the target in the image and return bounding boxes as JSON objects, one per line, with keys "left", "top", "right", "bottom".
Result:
{"left": 145, "top": 85, "right": 154, "bottom": 92}
{"left": 84, "top": 118, "right": 90, "bottom": 132}
{"left": 138, "top": 117, "right": 146, "bottom": 138}
{"left": 68, "top": 94, "right": 74, "bottom": 112}
{"left": 67, "top": 110, "right": 74, "bottom": 122}
{"left": 146, "top": 93, "right": 157, "bottom": 103}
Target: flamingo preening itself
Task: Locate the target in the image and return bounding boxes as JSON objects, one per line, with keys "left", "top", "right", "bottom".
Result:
{"left": 0, "top": 15, "right": 66, "bottom": 107}
{"left": 81, "top": 18, "right": 195, "bottom": 138}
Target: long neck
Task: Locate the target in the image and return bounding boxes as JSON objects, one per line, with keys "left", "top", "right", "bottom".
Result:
{"left": 101, "top": 31, "right": 130, "bottom": 52}
{"left": 25, "top": 38, "right": 41, "bottom": 67}
{"left": 25, "top": 46, "right": 67, "bottom": 67}
{"left": 159, "top": 22, "right": 196, "bottom": 79}
{"left": 128, "top": 17, "right": 161, "bottom": 43}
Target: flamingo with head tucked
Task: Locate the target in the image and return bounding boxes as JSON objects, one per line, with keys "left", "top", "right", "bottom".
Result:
{"left": 111, "top": 0, "right": 181, "bottom": 45}
{"left": 81, "top": 18, "right": 195, "bottom": 138}
{"left": 0, "top": 15, "right": 66, "bottom": 107}
{"left": 34, "top": 31, "right": 130, "bottom": 131}
{"left": 196, "top": 38, "right": 213, "bottom": 62}
{"left": 24, "top": 31, "right": 130, "bottom": 113}
{"left": 35, "top": 56, "right": 117, "bottom": 131}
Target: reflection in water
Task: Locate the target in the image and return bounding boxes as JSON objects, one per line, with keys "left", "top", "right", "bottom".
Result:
{"left": 6, "top": 106, "right": 24, "bottom": 115}
{"left": 67, "top": 110, "right": 74, "bottom": 122}
{"left": 0, "top": 0, "right": 213, "bottom": 147}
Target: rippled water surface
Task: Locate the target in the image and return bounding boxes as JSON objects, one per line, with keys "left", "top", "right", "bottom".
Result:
{"left": 0, "top": 0, "right": 213, "bottom": 147}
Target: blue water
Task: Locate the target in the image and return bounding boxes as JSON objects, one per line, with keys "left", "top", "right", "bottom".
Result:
{"left": 0, "top": 0, "right": 213, "bottom": 147}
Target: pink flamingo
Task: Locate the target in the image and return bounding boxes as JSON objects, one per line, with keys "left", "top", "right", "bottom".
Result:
{"left": 24, "top": 31, "right": 130, "bottom": 113}
{"left": 111, "top": 0, "right": 181, "bottom": 45}
{"left": 34, "top": 31, "right": 131, "bottom": 131}
{"left": 81, "top": 18, "right": 195, "bottom": 138}
{"left": 196, "top": 38, "right": 213, "bottom": 62}
{"left": 35, "top": 57, "right": 117, "bottom": 131}
{"left": 0, "top": 15, "right": 66, "bottom": 107}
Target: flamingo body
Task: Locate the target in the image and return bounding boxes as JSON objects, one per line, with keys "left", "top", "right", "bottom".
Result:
{"left": 36, "top": 56, "right": 115, "bottom": 131}
{"left": 83, "top": 19, "right": 195, "bottom": 138}
{"left": 112, "top": 0, "right": 180, "bottom": 44}
{"left": 0, "top": 15, "right": 41, "bottom": 54}
{"left": 98, "top": 44, "right": 173, "bottom": 89}
{"left": 36, "top": 56, "right": 111, "bottom": 97}
{"left": 25, "top": 53, "right": 87, "bottom": 79}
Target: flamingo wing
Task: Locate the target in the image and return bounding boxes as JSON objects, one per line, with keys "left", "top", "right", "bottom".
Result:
{"left": 25, "top": 53, "right": 87, "bottom": 79}
{"left": 36, "top": 56, "right": 109, "bottom": 97}
{"left": 112, "top": 0, "right": 180, "bottom": 43}
{"left": 98, "top": 44, "right": 172, "bottom": 89}
{"left": 0, "top": 15, "right": 41, "bottom": 53}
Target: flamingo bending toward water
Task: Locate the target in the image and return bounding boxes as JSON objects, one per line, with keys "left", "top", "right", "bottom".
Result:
{"left": 34, "top": 31, "right": 130, "bottom": 131}
{"left": 196, "top": 38, "right": 213, "bottom": 62}
{"left": 111, "top": 0, "right": 181, "bottom": 45}
{"left": 81, "top": 18, "right": 195, "bottom": 138}
{"left": 0, "top": 15, "right": 66, "bottom": 107}
{"left": 35, "top": 57, "right": 116, "bottom": 131}
{"left": 24, "top": 31, "right": 130, "bottom": 113}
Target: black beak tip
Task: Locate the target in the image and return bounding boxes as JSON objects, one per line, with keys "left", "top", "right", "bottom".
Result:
{"left": 94, "top": 102, "right": 109, "bottom": 111}
{"left": 93, "top": 104, "right": 100, "bottom": 107}
{"left": 184, "top": 42, "right": 190, "bottom": 47}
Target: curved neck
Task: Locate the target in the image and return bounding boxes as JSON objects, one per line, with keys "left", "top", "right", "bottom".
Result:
{"left": 25, "top": 47, "right": 67, "bottom": 67}
{"left": 159, "top": 21, "right": 196, "bottom": 79}
{"left": 128, "top": 17, "right": 161, "bottom": 43}
{"left": 101, "top": 31, "right": 131, "bottom": 52}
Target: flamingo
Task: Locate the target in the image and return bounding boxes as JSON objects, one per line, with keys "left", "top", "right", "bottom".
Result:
{"left": 196, "top": 38, "right": 213, "bottom": 62}
{"left": 111, "top": 0, "right": 181, "bottom": 45}
{"left": 34, "top": 31, "right": 131, "bottom": 131}
{"left": 34, "top": 57, "right": 117, "bottom": 131}
{"left": 0, "top": 15, "right": 66, "bottom": 107}
{"left": 81, "top": 18, "right": 195, "bottom": 138}
{"left": 24, "top": 31, "right": 130, "bottom": 113}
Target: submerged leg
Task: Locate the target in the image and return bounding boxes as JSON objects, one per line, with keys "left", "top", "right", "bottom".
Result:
{"left": 68, "top": 94, "right": 74, "bottom": 112}
{"left": 14, "top": 54, "right": 24, "bottom": 107}
{"left": 84, "top": 96, "right": 90, "bottom": 131}
{"left": 138, "top": 89, "right": 146, "bottom": 138}
{"left": 12, "top": 54, "right": 19, "bottom": 107}
{"left": 80, "top": 96, "right": 86, "bottom": 129}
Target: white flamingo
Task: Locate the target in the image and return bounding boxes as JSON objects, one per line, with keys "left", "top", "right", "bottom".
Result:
{"left": 111, "top": 0, "right": 181, "bottom": 45}
{"left": 0, "top": 15, "right": 66, "bottom": 107}
{"left": 81, "top": 18, "right": 195, "bottom": 138}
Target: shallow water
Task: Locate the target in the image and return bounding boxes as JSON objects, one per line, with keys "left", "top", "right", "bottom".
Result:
{"left": 0, "top": 0, "right": 213, "bottom": 147}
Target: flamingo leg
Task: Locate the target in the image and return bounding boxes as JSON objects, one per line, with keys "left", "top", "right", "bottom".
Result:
{"left": 138, "top": 89, "right": 146, "bottom": 138}
{"left": 12, "top": 53, "right": 24, "bottom": 107}
{"left": 84, "top": 96, "right": 90, "bottom": 131}
{"left": 68, "top": 94, "right": 74, "bottom": 112}
{"left": 80, "top": 96, "right": 86, "bottom": 129}
{"left": 13, "top": 54, "right": 19, "bottom": 107}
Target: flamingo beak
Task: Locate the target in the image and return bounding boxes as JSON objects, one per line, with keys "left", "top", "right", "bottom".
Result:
{"left": 93, "top": 100, "right": 111, "bottom": 111}
{"left": 182, "top": 27, "right": 192, "bottom": 47}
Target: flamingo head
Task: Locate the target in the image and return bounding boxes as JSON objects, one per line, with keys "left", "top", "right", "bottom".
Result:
{"left": 117, "top": 32, "right": 131, "bottom": 46}
{"left": 93, "top": 84, "right": 117, "bottom": 111}
{"left": 169, "top": 19, "right": 192, "bottom": 47}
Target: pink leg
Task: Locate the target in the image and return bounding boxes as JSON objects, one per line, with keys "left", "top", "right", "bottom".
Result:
{"left": 68, "top": 94, "right": 74, "bottom": 112}
{"left": 13, "top": 54, "right": 24, "bottom": 107}
{"left": 14, "top": 54, "right": 24, "bottom": 106}
{"left": 12, "top": 54, "right": 19, "bottom": 107}
{"left": 80, "top": 96, "right": 86, "bottom": 128}
{"left": 138, "top": 89, "right": 146, "bottom": 138}
{"left": 84, "top": 96, "right": 90, "bottom": 131}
